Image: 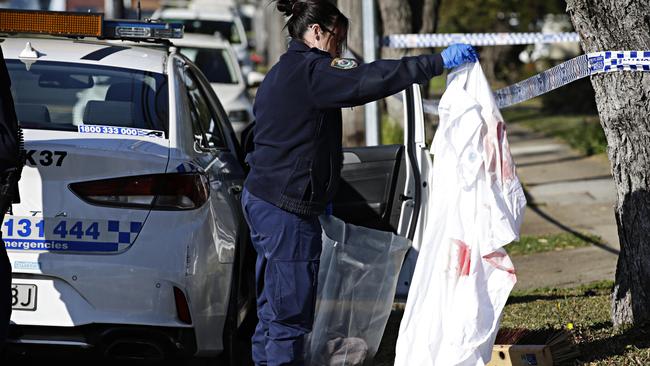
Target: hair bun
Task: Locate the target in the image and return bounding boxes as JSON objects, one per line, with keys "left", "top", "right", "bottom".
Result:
{"left": 276, "top": 0, "right": 297, "bottom": 17}
{"left": 276, "top": 0, "right": 306, "bottom": 17}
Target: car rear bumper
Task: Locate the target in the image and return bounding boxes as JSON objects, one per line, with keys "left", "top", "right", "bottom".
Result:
{"left": 6, "top": 324, "right": 197, "bottom": 360}
{"left": 7, "top": 205, "right": 233, "bottom": 356}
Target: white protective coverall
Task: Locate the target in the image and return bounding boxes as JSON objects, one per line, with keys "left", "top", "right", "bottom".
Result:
{"left": 394, "top": 62, "right": 527, "bottom": 366}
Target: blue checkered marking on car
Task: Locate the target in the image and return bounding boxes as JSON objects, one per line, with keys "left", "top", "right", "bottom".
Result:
{"left": 108, "top": 220, "right": 143, "bottom": 244}
{"left": 1, "top": 217, "right": 144, "bottom": 252}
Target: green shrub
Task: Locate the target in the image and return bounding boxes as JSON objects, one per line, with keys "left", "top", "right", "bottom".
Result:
{"left": 559, "top": 118, "right": 608, "bottom": 155}
{"left": 381, "top": 116, "right": 404, "bottom": 145}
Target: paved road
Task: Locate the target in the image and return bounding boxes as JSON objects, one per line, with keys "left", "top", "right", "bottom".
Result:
{"left": 507, "top": 124, "right": 620, "bottom": 290}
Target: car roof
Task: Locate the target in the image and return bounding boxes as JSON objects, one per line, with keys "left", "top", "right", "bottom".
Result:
{"left": 170, "top": 33, "right": 232, "bottom": 49}
{"left": 1, "top": 37, "right": 169, "bottom": 74}
{"left": 191, "top": 0, "right": 236, "bottom": 8}
{"left": 157, "top": 7, "right": 235, "bottom": 21}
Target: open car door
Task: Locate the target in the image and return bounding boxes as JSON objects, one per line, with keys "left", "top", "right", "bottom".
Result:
{"left": 331, "top": 85, "right": 430, "bottom": 298}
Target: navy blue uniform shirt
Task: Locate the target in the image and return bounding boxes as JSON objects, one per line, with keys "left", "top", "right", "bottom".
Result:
{"left": 245, "top": 39, "right": 444, "bottom": 216}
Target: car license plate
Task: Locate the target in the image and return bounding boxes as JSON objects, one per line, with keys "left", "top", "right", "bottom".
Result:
{"left": 12, "top": 284, "right": 37, "bottom": 311}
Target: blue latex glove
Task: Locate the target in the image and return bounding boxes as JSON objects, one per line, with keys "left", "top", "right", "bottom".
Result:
{"left": 441, "top": 44, "right": 478, "bottom": 69}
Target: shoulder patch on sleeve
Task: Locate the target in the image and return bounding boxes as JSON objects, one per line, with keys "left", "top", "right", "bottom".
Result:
{"left": 330, "top": 58, "right": 358, "bottom": 70}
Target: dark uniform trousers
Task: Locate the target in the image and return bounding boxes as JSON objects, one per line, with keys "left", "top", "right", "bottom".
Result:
{"left": 241, "top": 188, "right": 321, "bottom": 366}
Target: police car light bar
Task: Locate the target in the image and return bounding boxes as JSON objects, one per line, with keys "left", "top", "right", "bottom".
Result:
{"left": 0, "top": 9, "right": 183, "bottom": 40}
{"left": 103, "top": 20, "right": 184, "bottom": 40}
{"left": 0, "top": 9, "right": 103, "bottom": 37}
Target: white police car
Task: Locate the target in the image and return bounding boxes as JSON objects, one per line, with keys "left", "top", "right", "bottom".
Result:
{"left": 1, "top": 9, "right": 255, "bottom": 363}
{"left": 0, "top": 9, "right": 435, "bottom": 366}
{"left": 171, "top": 33, "right": 263, "bottom": 137}
{"left": 152, "top": 5, "right": 253, "bottom": 75}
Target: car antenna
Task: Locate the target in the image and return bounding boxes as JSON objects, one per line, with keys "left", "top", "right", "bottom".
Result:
{"left": 136, "top": 0, "right": 141, "bottom": 20}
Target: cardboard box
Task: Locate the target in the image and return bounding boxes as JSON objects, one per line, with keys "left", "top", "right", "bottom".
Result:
{"left": 488, "top": 344, "right": 554, "bottom": 366}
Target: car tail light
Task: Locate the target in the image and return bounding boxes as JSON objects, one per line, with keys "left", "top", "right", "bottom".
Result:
{"left": 173, "top": 286, "right": 192, "bottom": 324}
{"left": 69, "top": 173, "right": 209, "bottom": 210}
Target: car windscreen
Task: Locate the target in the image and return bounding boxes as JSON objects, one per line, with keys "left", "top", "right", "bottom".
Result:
{"left": 165, "top": 19, "right": 241, "bottom": 45}
{"left": 179, "top": 47, "right": 239, "bottom": 84}
{"left": 6, "top": 60, "right": 169, "bottom": 135}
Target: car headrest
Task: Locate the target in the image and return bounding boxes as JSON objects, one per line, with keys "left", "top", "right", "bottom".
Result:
{"left": 83, "top": 100, "right": 134, "bottom": 127}
{"left": 15, "top": 103, "right": 51, "bottom": 124}
{"left": 106, "top": 82, "right": 155, "bottom": 102}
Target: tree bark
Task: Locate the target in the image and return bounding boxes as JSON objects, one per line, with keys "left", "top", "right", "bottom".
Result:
{"left": 338, "top": 0, "right": 366, "bottom": 146}
{"left": 420, "top": 0, "right": 442, "bottom": 34}
{"left": 377, "top": 0, "right": 412, "bottom": 60}
{"left": 566, "top": 0, "right": 650, "bottom": 327}
{"left": 376, "top": 0, "right": 413, "bottom": 138}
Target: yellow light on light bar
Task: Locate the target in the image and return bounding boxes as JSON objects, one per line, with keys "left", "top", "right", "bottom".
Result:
{"left": 0, "top": 9, "right": 103, "bottom": 37}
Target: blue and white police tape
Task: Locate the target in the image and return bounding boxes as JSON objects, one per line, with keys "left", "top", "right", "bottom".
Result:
{"left": 384, "top": 32, "right": 580, "bottom": 49}
{"left": 495, "top": 50, "right": 650, "bottom": 108}
{"left": 413, "top": 50, "right": 650, "bottom": 115}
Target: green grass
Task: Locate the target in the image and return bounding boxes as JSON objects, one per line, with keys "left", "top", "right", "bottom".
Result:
{"left": 503, "top": 281, "right": 650, "bottom": 365}
{"left": 428, "top": 72, "right": 448, "bottom": 97}
{"left": 502, "top": 103, "right": 607, "bottom": 156}
{"left": 506, "top": 232, "right": 603, "bottom": 256}
{"left": 381, "top": 115, "right": 404, "bottom": 145}
{"left": 503, "top": 281, "right": 614, "bottom": 330}
{"left": 376, "top": 281, "right": 650, "bottom": 365}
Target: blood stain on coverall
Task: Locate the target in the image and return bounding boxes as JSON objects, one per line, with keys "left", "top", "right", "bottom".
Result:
{"left": 453, "top": 239, "right": 471, "bottom": 277}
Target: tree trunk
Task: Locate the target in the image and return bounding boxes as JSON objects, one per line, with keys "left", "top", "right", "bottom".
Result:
{"left": 338, "top": 0, "right": 366, "bottom": 146}
{"left": 376, "top": 0, "right": 413, "bottom": 137}
{"left": 566, "top": 0, "right": 650, "bottom": 327}
{"left": 377, "top": 0, "right": 412, "bottom": 60}
{"left": 420, "top": 0, "right": 442, "bottom": 34}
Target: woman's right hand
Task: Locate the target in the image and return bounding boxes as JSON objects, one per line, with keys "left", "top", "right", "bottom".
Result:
{"left": 441, "top": 44, "right": 478, "bottom": 69}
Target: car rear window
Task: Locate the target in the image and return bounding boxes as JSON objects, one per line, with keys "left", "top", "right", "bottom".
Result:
{"left": 178, "top": 47, "right": 238, "bottom": 84}
{"left": 164, "top": 19, "right": 241, "bottom": 45}
{"left": 6, "top": 60, "right": 169, "bottom": 135}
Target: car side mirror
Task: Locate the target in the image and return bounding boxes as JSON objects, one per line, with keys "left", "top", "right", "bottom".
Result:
{"left": 246, "top": 71, "right": 265, "bottom": 88}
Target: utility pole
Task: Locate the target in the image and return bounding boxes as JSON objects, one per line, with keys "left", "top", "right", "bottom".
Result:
{"left": 105, "top": 0, "right": 125, "bottom": 19}
{"left": 362, "top": 0, "right": 380, "bottom": 146}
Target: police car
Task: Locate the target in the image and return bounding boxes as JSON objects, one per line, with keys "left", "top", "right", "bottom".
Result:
{"left": 171, "top": 33, "right": 263, "bottom": 137}
{"left": 152, "top": 5, "right": 253, "bottom": 75}
{"left": 0, "top": 9, "right": 432, "bottom": 365}
{"left": 1, "top": 9, "right": 255, "bottom": 363}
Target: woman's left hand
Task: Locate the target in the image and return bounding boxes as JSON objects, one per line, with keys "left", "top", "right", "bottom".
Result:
{"left": 441, "top": 44, "right": 479, "bottom": 69}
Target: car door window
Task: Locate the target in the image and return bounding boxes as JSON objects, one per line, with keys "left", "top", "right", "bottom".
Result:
{"left": 188, "top": 64, "right": 246, "bottom": 163}
{"left": 183, "top": 67, "right": 228, "bottom": 150}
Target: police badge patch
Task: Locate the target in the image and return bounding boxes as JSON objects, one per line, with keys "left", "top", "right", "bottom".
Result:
{"left": 331, "top": 58, "right": 358, "bottom": 70}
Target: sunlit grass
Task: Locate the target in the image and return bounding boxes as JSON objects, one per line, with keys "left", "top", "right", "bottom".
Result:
{"left": 506, "top": 232, "right": 603, "bottom": 256}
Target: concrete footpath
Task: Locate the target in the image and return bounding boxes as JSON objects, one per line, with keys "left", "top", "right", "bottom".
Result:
{"left": 507, "top": 124, "right": 620, "bottom": 290}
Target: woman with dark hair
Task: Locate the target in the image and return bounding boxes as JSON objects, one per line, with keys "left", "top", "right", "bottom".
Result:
{"left": 241, "top": 1, "right": 477, "bottom": 364}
